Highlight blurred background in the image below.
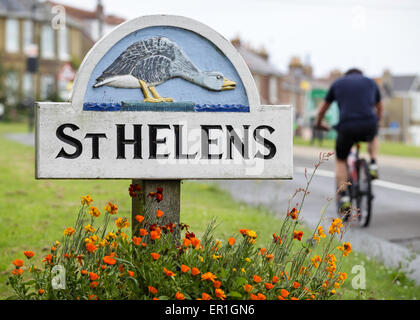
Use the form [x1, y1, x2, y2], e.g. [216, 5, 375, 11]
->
[0, 0, 419, 144]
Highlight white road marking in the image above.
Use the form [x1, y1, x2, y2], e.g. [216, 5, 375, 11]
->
[295, 167, 420, 195]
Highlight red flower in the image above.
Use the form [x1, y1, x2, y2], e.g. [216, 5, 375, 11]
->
[293, 230, 303, 241]
[129, 184, 141, 197]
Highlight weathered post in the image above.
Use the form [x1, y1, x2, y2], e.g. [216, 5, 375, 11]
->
[35, 15, 293, 242]
[131, 180, 181, 237]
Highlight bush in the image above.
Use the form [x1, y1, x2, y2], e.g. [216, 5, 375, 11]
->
[8, 153, 352, 300]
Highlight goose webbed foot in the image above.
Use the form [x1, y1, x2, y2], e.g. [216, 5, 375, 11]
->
[139, 80, 173, 103]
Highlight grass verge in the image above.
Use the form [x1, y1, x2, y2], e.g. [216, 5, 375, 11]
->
[0, 122, 419, 300]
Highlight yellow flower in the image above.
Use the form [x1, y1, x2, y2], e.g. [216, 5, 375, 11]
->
[104, 202, 118, 215]
[198, 256, 204, 262]
[81, 195, 93, 206]
[105, 232, 117, 241]
[115, 217, 129, 229]
[212, 254, 222, 260]
[328, 218, 343, 235]
[318, 226, 326, 238]
[337, 242, 352, 256]
[311, 255, 322, 268]
[240, 268, 246, 273]
[84, 224, 96, 233]
[245, 257, 252, 263]
[88, 206, 100, 218]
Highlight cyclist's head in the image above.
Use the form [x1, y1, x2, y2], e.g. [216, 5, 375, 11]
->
[344, 68, 363, 76]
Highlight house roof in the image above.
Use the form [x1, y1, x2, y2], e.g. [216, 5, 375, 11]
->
[391, 75, 418, 92]
[232, 40, 282, 77]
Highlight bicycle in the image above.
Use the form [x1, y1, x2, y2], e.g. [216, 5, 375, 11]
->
[345, 143, 374, 227]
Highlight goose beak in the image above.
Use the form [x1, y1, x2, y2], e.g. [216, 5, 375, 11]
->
[221, 78, 236, 90]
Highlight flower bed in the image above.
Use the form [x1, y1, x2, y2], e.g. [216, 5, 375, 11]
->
[8, 153, 351, 300]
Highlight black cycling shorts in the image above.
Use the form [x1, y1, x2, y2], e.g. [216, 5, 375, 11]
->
[335, 124, 378, 160]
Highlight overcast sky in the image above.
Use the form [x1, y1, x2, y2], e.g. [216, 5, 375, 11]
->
[57, 0, 420, 78]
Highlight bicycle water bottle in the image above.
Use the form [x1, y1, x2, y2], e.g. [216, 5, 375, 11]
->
[347, 148, 357, 181]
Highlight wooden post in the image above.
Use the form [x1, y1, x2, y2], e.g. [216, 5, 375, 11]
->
[131, 180, 181, 238]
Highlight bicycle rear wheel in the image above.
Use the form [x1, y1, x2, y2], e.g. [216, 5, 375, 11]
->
[356, 159, 372, 227]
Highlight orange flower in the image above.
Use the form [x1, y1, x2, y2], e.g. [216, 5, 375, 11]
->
[163, 267, 175, 277]
[89, 272, 99, 281]
[291, 297, 299, 300]
[148, 286, 158, 295]
[81, 195, 93, 206]
[191, 237, 201, 249]
[12, 259, 24, 268]
[200, 293, 212, 300]
[293, 281, 301, 289]
[250, 293, 266, 300]
[265, 283, 274, 290]
[259, 248, 266, 255]
[228, 237, 236, 246]
[88, 206, 101, 218]
[215, 288, 226, 300]
[86, 242, 97, 253]
[266, 254, 274, 261]
[156, 209, 164, 218]
[12, 268, 23, 275]
[280, 289, 290, 298]
[103, 255, 116, 265]
[88, 294, 98, 300]
[151, 253, 160, 261]
[201, 272, 217, 282]
[139, 228, 148, 236]
[63, 227, 75, 236]
[293, 230, 303, 241]
[239, 229, 248, 235]
[101, 265, 107, 270]
[253, 275, 262, 283]
[135, 215, 145, 223]
[191, 267, 200, 276]
[115, 217, 129, 229]
[128, 271, 135, 277]
[24, 251, 35, 259]
[183, 238, 191, 247]
[150, 230, 161, 241]
[132, 236, 142, 246]
[152, 298, 159, 300]
[243, 284, 253, 292]
[181, 265, 190, 273]
[213, 280, 222, 289]
[42, 254, 53, 265]
[288, 207, 299, 220]
[175, 292, 185, 300]
[90, 281, 98, 289]
[81, 269, 88, 275]
[272, 276, 279, 284]
[38, 289, 45, 295]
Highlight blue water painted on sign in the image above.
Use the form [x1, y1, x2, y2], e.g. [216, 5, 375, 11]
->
[83, 26, 249, 110]
[83, 102, 249, 112]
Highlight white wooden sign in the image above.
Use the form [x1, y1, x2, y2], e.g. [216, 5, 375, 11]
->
[36, 15, 293, 180]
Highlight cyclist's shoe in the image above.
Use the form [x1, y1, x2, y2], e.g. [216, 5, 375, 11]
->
[369, 163, 379, 180]
[338, 195, 351, 214]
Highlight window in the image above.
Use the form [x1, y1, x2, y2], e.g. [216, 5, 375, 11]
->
[410, 92, 420, 121]
[22, 73, 34, 98]
[5, 19, 19, 53]
[269, 76, 278, 104]
[41, 25, 55, 59]
[23, 20, 34, 53]
[5, 72, 19, 105]
[58, 26, 69, 61]
[40, 75, 55, 100]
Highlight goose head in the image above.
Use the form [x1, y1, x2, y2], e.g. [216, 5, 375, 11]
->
[194, 71, 236, 91]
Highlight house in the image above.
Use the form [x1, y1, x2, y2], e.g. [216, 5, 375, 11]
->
[231, 37, 311, 134]
[380, 70, 420, 145]
[0, 0, 124, 120]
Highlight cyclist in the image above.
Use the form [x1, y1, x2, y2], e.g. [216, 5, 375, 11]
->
[315, 68, 383, 212]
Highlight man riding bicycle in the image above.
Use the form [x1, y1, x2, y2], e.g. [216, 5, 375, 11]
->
[315, 68, 383, 212]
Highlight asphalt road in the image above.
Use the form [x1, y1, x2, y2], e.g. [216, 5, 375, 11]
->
[216, 149, 420, 283]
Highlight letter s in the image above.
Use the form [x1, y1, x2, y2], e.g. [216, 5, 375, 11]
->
[56, 123, 83, 159]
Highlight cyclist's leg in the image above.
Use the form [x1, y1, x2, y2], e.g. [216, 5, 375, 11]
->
[335, 129, 354, 212]
[365, 125, 379, 179]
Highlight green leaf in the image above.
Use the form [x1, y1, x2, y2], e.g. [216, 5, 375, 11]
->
[228, 291, 242, 299]
[235, 277, 248, 286]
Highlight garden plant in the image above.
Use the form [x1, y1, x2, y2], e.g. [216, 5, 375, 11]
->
[7, 152, 352, 300]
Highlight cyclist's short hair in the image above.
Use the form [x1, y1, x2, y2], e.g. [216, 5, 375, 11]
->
[345, 68, 363, 76]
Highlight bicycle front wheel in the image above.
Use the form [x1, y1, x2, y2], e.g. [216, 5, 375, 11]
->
[356, 159, 372, 227]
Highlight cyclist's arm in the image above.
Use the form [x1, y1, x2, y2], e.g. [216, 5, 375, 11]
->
[315, 100, 331, 128]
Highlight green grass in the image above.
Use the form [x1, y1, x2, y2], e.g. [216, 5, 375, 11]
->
[294, 136, 420, 158]
[1, 122, 420, 300]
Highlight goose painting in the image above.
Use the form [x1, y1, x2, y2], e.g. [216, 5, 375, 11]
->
[93, 37, 236, 103]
